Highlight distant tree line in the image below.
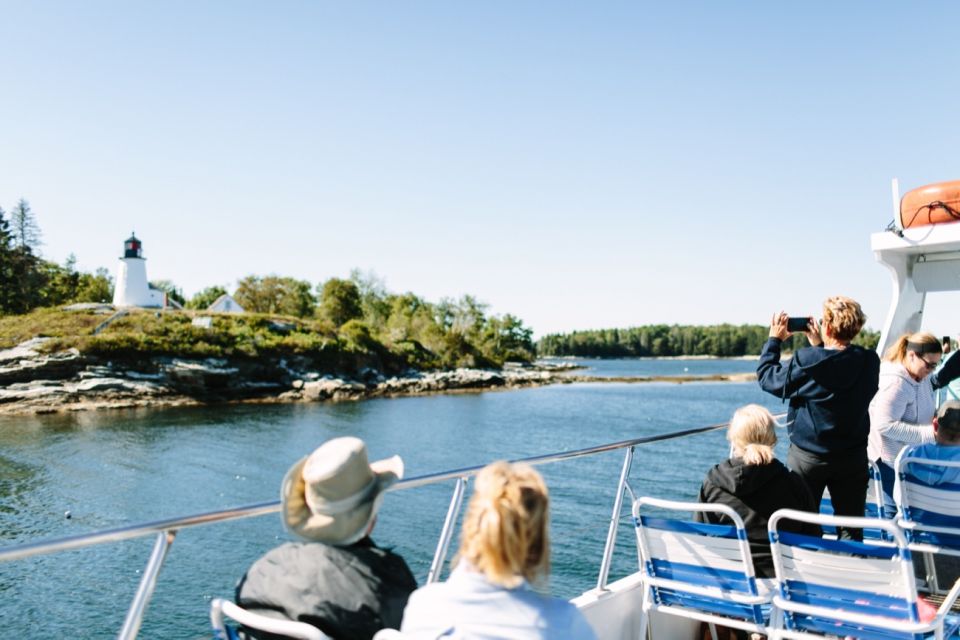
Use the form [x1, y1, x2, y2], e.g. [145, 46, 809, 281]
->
[0, 199, 113, 314]
[537, 324, 881, 357]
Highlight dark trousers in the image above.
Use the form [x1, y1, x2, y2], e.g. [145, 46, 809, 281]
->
[787, 444, 869, 541]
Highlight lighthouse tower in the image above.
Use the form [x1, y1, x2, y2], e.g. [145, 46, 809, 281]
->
[112, 233, 165, 308]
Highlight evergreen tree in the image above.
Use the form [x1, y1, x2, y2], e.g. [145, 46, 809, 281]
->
[0, 207, 14, 313]
[9, 198, 41, 251]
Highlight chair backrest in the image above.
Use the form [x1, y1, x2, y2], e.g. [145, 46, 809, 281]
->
[819, 459, 886, 538]
[210, 598, 330, 640]
[895, 447, 960, 551]
[767, 509, 923, 638]
[632, 496, 767, 626]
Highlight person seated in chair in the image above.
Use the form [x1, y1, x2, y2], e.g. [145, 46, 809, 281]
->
[696, 404, 819, 578]
[235, 437, 417, 640]
[397, 461, 596, 640]
[898, 400, 960, 486]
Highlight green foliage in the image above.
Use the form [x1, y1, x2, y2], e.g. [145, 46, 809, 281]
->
[75, 268, 114, 303]
[338, 319, 379, 353]
[537, 325, 881, 357]
[235, 275, 316, 317]
[0, 204, 114, 314]
[317, 278, 363, 327]
[186, 285, 228, 310]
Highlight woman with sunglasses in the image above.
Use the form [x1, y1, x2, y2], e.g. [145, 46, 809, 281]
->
[869, 332, 960, 516]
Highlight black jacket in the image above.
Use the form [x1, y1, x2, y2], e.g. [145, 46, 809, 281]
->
[757, 338, 880, 456]
[235, 537, 417, 640]
[696, 457, 817, 579]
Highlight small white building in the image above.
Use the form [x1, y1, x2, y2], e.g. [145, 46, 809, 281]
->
[112, 233, 166, 308]
[207, 294, 245, 314]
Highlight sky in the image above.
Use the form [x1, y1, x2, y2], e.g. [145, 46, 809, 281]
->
[2, 1, 960, 338]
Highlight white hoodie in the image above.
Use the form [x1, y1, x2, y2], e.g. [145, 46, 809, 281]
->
[867, 361, 936, 463]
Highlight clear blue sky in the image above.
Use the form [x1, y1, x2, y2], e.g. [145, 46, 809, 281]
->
[3, 1, 960, 337]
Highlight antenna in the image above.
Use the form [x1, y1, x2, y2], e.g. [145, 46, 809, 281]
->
[891, 178, 900, 224]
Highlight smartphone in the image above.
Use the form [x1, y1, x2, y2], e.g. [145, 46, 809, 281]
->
[787, 317, 810, 332]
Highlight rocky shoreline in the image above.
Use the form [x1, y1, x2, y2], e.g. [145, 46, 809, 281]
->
[0, 339, 756, 415]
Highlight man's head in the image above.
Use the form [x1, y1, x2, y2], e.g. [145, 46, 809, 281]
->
[934, 401, 960, 446]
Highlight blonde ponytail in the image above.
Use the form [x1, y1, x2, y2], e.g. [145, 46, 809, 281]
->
[456, 461, 549, 588]
[728, 404, 777, 466]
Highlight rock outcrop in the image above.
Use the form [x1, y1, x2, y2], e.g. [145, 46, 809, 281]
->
[0, 340, 570, 415]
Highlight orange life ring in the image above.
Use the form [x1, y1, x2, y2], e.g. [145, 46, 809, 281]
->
[900, 180, 960, 229]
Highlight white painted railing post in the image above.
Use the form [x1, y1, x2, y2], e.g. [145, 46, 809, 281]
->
[596, 446, 634, 590]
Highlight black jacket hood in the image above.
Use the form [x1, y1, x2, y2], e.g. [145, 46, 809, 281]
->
[705, 457, 790, 497]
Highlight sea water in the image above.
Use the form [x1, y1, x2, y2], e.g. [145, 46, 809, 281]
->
[0, 358, 779, 638]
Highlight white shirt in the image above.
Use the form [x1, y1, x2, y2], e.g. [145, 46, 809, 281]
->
[399, 565, 597, 640]
[868, 361, 936, 463]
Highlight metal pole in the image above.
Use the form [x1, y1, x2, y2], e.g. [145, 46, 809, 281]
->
[117, 530, 176, 640]
[596, 446, 634, 590]
[426, 477, 467, 584]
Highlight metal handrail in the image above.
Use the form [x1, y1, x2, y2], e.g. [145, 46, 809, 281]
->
[0, 419, 731, 564]
[0, 417, 742, 638]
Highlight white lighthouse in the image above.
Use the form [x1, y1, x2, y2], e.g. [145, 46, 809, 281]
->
[112, 233, 165, 308]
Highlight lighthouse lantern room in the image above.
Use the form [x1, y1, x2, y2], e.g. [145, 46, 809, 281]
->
[112, 233, 165, 308]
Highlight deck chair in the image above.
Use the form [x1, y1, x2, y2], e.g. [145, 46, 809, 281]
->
[210, 598, 330, 640]
[818, 459, 887, 540]
[633, 496, 772, 640]
[767, 509, 960, 639]
[894, 449, 960, 593]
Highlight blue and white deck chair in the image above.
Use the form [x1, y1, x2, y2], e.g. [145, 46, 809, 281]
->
[767, 509, 960, 640]
[819, 460, 887, 540]
[210, 598, 330, 640]
[895, 448, 960, 593]
[633, 496, 772, 640]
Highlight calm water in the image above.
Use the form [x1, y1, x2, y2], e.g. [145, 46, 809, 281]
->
[0, 358, 783, 638]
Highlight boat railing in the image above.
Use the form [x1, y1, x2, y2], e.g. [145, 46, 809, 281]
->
[0, 417, 753, 639]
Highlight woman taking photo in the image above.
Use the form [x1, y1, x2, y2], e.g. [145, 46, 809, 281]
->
[757, 296, 880, 540]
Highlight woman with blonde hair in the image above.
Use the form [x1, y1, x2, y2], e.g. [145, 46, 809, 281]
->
[757, 295, 879, 540]
[397, 461, 596, 639]
[696, 405, 816, 578]
[869, 332, 960, 514]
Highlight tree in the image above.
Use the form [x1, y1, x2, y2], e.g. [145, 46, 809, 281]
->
[317, 278, 363, 327]
[75, 268, 113, 303]
[186, 285, 228, 310]
[235, 275, 316, 317]
[0, 208, 15, 312]
[9, 198, 41, 252]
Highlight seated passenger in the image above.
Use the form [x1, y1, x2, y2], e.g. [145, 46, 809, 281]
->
[235, 437, 417, 640]
[898, 400, 960, 486]
[696, 404, 818, 578]
[398, 461, 597, 640]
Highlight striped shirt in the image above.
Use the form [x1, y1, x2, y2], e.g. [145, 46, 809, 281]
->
[868, 361, 936, 464]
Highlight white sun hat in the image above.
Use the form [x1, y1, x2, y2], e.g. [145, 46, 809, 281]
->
[281, 437, 404, 544]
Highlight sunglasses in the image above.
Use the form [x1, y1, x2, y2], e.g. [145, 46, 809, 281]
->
[916, 354, 940, 370]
